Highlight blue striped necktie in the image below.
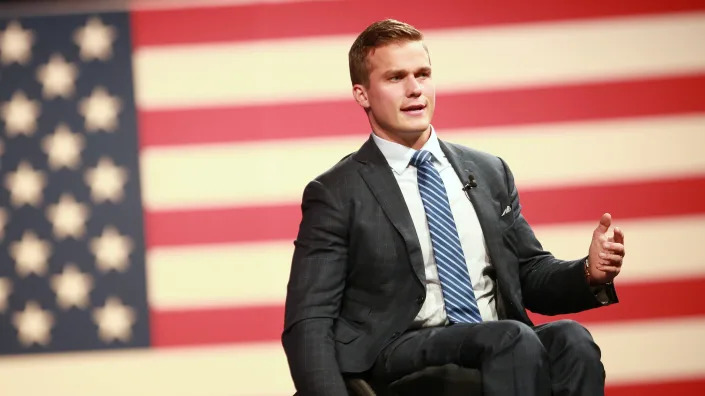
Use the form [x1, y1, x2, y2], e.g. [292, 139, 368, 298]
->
[410, 149, 482, 323]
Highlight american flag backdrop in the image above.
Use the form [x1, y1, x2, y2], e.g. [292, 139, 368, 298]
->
[0, 1, 704, 395]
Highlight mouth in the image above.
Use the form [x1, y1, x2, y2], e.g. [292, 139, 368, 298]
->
[401, 103, 426, 116]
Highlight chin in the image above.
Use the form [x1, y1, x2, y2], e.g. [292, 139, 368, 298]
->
[404, 120, 430, 133]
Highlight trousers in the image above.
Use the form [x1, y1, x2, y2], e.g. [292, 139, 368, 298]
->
[371, 319, 604, 396]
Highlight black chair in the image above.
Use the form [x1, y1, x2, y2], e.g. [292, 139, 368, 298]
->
[294, 365, 482, 396]
[381, 364, 482, 396]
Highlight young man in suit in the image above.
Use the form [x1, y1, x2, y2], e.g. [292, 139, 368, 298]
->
[283, 19, 625, 396]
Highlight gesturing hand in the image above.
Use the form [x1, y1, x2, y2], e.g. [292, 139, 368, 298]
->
[587, 213, 625, 285]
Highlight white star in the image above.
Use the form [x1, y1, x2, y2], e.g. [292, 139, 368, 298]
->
[4, 161, 47, 207]
[90, 226, 133, 272]
[78, 87, 121, 132]
[50, 264, 94, 310]
[1, 91, 41, 137]
[46, 194, 90, 239]
[9, 231, 52, 277]
[0, 20, 34, 65]
[93, 296, 136, 343]
[36, 54, 79, 99]
[0, 207, 7, 241]
[41, 123, 85, 170]
[0, 277, 12, 313]
[84, 157, 128, 203]
[12, 301, 54, 346]
[73, 17, 116, 61]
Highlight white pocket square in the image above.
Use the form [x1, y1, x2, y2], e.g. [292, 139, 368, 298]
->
[501, 206, 512, 216]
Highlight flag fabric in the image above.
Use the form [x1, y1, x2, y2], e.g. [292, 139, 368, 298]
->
[0, 12, 150, 358]
[1, 1, 705, 395]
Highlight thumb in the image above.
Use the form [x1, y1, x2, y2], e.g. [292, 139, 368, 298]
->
[595, 213, 612, 235]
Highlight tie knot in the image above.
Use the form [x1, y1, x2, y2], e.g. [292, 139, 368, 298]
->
[410, 150, 434, 167]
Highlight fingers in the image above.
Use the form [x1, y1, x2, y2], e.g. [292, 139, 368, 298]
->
[595, 251, 622, 277]
[605, 223, 624, 245]
[595, 264, 621, 274]
[602, 241, 625, 256]
[595, 212, 612, 234]
[590, 213, 625, 280]
[598, 252, 623, 266]
[598, 239, 624, 272]
[613, 226, 625, 245]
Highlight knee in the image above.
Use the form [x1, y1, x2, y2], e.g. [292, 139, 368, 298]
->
[545, 320, 601, 361]
[490, 320, 544, 357]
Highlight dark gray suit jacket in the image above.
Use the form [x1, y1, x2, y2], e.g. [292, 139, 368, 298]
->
[282, 136, 617, 395]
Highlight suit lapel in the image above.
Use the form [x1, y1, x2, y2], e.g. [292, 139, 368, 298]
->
[354, 138, 426, 284]
[440, 141, 506, 274]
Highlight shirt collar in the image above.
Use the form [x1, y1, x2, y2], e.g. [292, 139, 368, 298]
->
[371, 126, 448, 175]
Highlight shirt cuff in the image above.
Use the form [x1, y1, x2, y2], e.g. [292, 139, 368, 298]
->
[590, 286, 611, 305]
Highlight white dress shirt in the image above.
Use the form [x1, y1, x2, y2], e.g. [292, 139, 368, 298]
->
[372, 128, 498, 327]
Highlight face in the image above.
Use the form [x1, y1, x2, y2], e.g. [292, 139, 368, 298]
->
[353, 40, 435, 148]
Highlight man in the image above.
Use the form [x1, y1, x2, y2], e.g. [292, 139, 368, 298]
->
[283, 19, 625, 396]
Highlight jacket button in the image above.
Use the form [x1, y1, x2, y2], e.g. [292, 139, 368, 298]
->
[416, 296, 425, 304]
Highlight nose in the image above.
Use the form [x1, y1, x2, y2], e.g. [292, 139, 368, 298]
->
[406, 76, 422, 97]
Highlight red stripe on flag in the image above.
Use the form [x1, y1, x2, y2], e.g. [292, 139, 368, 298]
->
[145, 203, 298, 247]
[138, 74, 705, 148]
[519, 175, 705, 226]
[606, 377, 705, 396]
[529, 278, 705, 325]
[145, 176, 705, 247]
[131, 0, 705, 47]
[151, 277, 705, 347]
[151, 304, 284, 347]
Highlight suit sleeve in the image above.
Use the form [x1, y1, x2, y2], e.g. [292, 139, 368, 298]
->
[498, 158, 618, 315]
[282, 179, 349, 395]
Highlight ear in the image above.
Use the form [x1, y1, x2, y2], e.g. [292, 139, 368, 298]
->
[352, 84, 369, 109]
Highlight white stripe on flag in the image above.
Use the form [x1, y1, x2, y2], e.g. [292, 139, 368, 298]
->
[133, 12, 705, 108]
[140, 115, 705, 209]
[1, 318, 704, 395]
[147, 215, 705, 309]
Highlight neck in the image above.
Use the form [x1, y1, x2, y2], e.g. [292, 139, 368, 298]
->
[372, 127, 431, 150]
